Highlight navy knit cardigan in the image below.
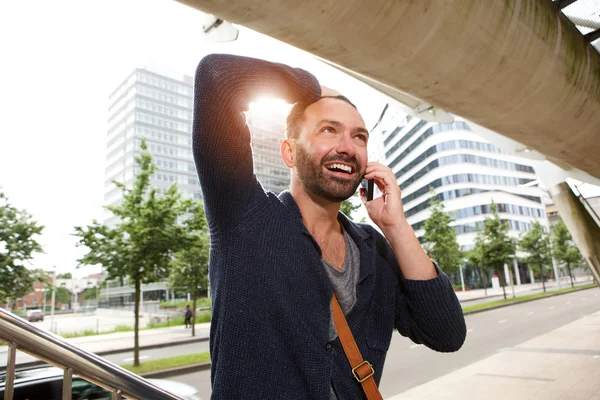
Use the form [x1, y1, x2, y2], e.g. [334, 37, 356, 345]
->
[192, 54, 466, 399]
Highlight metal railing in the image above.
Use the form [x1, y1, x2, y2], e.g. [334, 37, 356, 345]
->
[0, 308, 184, 400]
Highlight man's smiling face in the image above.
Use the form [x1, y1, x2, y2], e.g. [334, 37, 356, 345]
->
[293, 97, 369, 203]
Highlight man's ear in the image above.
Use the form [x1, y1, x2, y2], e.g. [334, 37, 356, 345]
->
[281, 138, 296, 168]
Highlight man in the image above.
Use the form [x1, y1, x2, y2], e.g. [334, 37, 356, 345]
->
[193, 54, 466, 399]
[184, 305, 192, 329]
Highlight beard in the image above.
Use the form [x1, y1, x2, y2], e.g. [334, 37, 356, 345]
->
[295, 145, 363, 202]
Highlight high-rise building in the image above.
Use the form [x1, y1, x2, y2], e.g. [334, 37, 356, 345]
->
[380, 108, 549, 287]
[104, 68, 292, 226]
[104, 68, 197, 226]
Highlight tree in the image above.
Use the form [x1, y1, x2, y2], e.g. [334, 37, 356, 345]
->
[74, 140, 190, 366]
[422, 193, 462, 275]
[169, 201, 210, 337]
[519, 221, 552, 292]
[0, 191, 45, 305]
[340, 194, 361, 220]
[82, 286, 99, 301]
[45, 286, 72, 307]
[467, 234, 490, 296]
[57, 272, 72, 279]
[552, 220, 583, 288]
[478, 202, 516, 300]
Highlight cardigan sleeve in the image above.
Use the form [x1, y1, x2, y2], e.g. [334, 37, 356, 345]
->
[192, 54, 321, 232]
[369, 225, 466, 351]
[394, 262, 467, 352]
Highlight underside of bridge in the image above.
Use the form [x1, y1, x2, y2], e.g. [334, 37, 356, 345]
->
[178, 0, 600, 178]
[175, 0, 600, 278]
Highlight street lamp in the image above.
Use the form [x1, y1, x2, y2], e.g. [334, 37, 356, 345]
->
[50, 266, 56, 333]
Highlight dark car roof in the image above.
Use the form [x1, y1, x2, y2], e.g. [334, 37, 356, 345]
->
[0, 366, 63, 387]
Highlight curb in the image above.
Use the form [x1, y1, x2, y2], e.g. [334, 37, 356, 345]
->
[462, 285, 598, 316]
[459, 280, 595, 303]
[1, 336, 209, 372]
[141, 362, 212, 379]
[98, 336, 209, 357]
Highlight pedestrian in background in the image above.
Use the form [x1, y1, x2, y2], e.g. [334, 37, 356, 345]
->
[184, 305, 192, 329]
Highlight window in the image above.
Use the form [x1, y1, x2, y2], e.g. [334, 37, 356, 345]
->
[398, 154, 534, 188]
[387, 121, 472, 168]
[411, 203, 545, 231]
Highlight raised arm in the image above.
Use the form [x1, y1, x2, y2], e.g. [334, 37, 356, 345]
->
[361, 163, 466, 351]
[193, 54, 321, 232]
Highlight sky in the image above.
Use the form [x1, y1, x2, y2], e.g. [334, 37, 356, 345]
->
[1, 0, 599, 278]
[0, 0, 390, 278]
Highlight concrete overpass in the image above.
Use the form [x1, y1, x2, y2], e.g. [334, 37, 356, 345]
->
[174, 0, 600, 279]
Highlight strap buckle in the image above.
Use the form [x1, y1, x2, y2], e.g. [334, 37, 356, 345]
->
[352, 360, 375, 383]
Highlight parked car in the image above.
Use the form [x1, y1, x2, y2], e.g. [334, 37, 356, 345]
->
[25, 309, 44, 322]
[0, 366, 201, 400]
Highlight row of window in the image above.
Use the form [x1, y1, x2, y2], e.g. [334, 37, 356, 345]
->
[136, 99, 191, 121]
[108, 107, 135, 136]
[137, 72, 191, 96]
[154, 158, 178, 170]
[385, 120, 428, 158]
[399, 154, 535, 188]
[254, 165, 290, 177]
[383, 115, 413, 146]
[108, 93, 135, 124]
[451, 219, 535, 235]
[412, 203, 544, 231]
[387, 121, 472, 169]
[404, 188, 542, 218]
[136, 84, 192, 108]
[261, 177, 289, 193]
[107, 126, 130, 149]
[402, 174, 535, 205]
[253, 153, 287, 167]
[136, 126, 186, 145]
[152, 173, 177, 182]
[252, 142, 282, 155]
[135, 112, 190, 133]
[395, 140, 502, 178]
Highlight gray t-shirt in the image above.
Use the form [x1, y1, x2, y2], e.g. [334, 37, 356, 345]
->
[321, 227, 361, 399]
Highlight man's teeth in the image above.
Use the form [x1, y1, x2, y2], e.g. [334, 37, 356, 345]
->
[329, 163, 352, 173]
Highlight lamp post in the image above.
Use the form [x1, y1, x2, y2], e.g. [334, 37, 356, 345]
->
[50, 266, 56, 333]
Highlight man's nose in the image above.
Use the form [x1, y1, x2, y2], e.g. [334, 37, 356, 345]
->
[335, 133, 356, 156]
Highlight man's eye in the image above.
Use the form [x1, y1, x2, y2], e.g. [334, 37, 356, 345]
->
[355, 134, 368, 143]
[321, 126, 335, 133]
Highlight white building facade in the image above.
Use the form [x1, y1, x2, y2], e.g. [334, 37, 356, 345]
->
[380, 109, 549, 288]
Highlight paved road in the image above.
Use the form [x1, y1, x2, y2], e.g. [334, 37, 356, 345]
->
[170, 287, 600, 399]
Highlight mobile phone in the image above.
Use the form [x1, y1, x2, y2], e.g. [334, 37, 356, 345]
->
[361, 179, 374, 201]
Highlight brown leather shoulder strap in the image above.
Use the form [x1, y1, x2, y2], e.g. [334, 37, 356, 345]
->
[332, 294, 383, 400]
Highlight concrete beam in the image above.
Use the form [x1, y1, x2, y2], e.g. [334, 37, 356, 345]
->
[177, 0, 600, 179]
[549, 182, 600, 283]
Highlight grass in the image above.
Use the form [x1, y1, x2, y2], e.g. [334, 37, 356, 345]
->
[160, 298, 211, 308]
[462, 283, 598, 313]
[61, 329, 99, 339]
[147, 311, 211, 329]
[121, 352, 210, 374]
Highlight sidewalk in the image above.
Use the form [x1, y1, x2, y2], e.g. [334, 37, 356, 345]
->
[455, 277, 594, 302]
[389, 310, 600, 400]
